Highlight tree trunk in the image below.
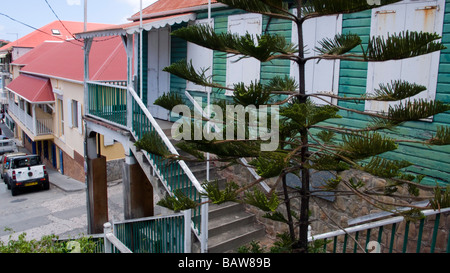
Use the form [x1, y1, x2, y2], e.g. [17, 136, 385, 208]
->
[295, 0, 311, 253]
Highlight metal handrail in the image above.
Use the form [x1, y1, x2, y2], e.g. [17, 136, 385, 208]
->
[103, 223, 133, 253]
[128, 86, 205, 194]
[309, 207, 450, 253]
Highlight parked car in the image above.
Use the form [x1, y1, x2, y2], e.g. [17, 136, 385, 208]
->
[0, 139, 17, 155]
[5, 155, 49, 196]
[1, 152, 26, 180]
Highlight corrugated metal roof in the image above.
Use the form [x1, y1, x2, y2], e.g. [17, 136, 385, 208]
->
[19, 36, 126, 82]
[6, 74, 54, 103]
[0, 21, 112, 53]
[130, 0, 217, 20]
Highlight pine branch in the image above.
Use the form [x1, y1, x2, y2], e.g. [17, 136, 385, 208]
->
[280, 99, 342, 128]
[265, 75, 298, 93]
[302, 0, 402, 19]
[340, 132, 398, 160]
[385, 99, 450, 124]
[315, 33, 362, 56]
[171, 24, 297, 63]
[163, 59, 231, 91]
[217, 0, 295, 21]
[367, 31, 446, 62]
[249, 152, 288, 178]
[154, 92, 184, 111]
[244, 187, 280, 212]
[233, 81, 272, 107]
[428, 126, 450, 145]
[201, 180, 240, 205]
[134, 131, 171, 157]
[362, 157, 412, 179]
[371, 80, 427, 101]
[157, 190, 199, 211]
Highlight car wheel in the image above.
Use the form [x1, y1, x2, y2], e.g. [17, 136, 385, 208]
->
[11, 186, 19, 196]
[6, 178, 11, 190]
[42, 181, 49, 191]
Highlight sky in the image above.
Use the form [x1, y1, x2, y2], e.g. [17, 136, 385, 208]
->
[0, 0, 158, 41]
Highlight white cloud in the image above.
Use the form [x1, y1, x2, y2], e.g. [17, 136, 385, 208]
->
[67, 0, 81, 6]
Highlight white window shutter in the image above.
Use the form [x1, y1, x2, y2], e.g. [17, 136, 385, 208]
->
[187, 18, 214, 92]
[77, 102, 82, 134]
[66, 99, 73, 128]
[365, 0, 444, 115]
[291, 11, 342, 105]
[226, 13, 262, 95]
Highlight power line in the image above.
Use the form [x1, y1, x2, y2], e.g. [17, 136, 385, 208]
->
[44, 0, 77, 40]
[42, 0, 122, 43]
[0, 12, 82, 47]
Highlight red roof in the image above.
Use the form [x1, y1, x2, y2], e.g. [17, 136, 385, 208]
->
[11, 42, 63, 66]
[6, 74, 54, 103]
[20, 36, 126, 82]
[131, 0, 217, 20]
[0, 21, 112, 52]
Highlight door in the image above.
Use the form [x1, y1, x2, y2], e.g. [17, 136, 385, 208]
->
[148, 27, 171, 120]
[291, 12, 342, 105]
[226, 13, 262, 95]
[365, 0, 445, 114]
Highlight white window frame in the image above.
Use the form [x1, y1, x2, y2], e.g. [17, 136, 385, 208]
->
[225, 13, 263, 96]
[186, 18, 214, 93]
[291, 11, 343, 106]
[71, 100, 78, 129]
[365, 0, 445, 118]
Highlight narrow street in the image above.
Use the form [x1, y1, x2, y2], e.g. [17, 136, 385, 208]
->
[0, 123, 125, 242]
[0, 180, 124, 242]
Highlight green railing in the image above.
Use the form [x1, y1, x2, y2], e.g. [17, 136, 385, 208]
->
[309, 208, 450, 253]
[111, 210, 191, 253]
[87, 81, 127, 127]
[131, 95, 203, 230]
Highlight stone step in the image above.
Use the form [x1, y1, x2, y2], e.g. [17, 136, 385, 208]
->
[192, 202, 265, 253]
[208, 222, 265, 253]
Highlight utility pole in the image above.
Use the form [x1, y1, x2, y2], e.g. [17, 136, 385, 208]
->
[84, 0, 87, 32]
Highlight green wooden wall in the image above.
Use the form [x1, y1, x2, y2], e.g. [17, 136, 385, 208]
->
[163, 4, 449, 185]
[329, 4, 450, 186]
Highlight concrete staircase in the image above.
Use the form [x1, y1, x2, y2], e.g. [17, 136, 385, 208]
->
[158, 119, 266, 253]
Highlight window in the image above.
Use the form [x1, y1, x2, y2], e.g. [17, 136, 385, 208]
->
[186, 18, 214, 92]
[71, 100, 78, 128]
[226, 13, 262, 95]
[51, 29, 61, 35]
[365, 0, 445, 115]
[57, 98, 64, 137]
[67, 99, 82, 134]
[291, 12, 342, 105]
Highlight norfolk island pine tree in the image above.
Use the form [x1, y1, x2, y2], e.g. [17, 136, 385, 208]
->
[135, 0, 450, 253]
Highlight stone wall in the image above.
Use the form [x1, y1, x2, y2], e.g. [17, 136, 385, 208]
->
[218, 164, 450, 253]
[106, 158, 124, 182]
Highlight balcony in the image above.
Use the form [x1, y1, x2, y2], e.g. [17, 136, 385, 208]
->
[8, 98, 54, 139]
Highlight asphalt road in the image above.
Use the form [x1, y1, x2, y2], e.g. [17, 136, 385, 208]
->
[0, 178, 124, 242]
[0, 121, 125, 243]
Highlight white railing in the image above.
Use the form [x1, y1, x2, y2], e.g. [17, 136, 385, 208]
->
[7, 99, 53, 136]
[36, 118, 53, 136]
[308, 207, 450, 253]
[103, 223, 133, 253]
